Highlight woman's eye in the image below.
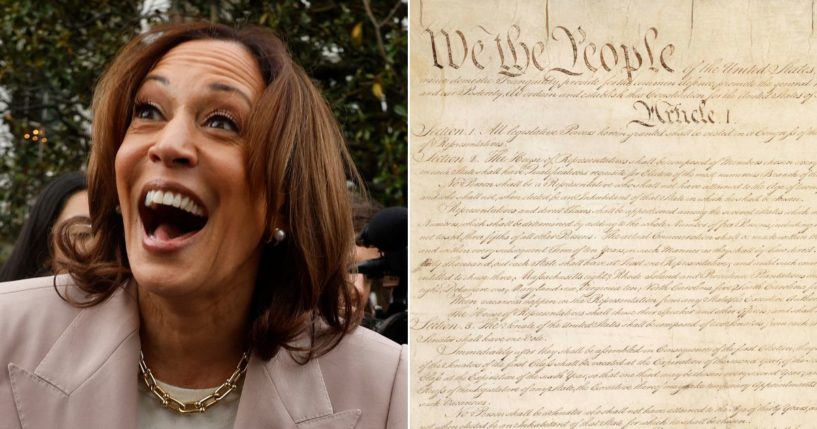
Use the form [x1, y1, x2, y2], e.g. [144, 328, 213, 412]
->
[204, 113, 239, 132]
[133, 103, 162, 121]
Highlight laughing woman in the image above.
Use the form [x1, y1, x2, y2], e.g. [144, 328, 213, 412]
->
[0, 23, 406, 429]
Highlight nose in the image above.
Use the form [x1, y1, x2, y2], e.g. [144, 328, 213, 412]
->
[147, 115, 198, 167]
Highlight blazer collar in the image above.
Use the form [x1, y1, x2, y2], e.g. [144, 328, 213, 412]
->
[8, 281, 141, 429]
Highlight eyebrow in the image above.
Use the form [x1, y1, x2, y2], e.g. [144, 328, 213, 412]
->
[143, 74, 253, 106]
[144, 74, 169, 85]
[209, 83, 252, 107]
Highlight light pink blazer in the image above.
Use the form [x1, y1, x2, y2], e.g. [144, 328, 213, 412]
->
[0, 275, 407, 429]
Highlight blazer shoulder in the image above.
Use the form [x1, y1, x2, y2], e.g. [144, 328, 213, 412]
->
[0, 274, 83, 317]
[0, 275, 85, 366]
[0, 274, 80, 316]
[331, 326, 402, 370]
[0, 274, 61, 295]
[317, 327, 406, 425]
[346, 325, 403, 351]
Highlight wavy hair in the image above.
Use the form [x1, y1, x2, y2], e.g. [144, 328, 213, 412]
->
[56, 22, 363, 361]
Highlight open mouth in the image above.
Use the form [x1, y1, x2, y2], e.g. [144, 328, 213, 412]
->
[139, 189, 208, 241]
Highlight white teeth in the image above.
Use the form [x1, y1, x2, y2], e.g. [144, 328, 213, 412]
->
[143, 189, 205, 217]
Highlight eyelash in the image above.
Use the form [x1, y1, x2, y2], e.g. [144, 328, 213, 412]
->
[203, 109, 240, 132]
[133, 99, 162, 121]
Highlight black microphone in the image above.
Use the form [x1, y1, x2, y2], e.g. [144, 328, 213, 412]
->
[356, 207, 407, 251]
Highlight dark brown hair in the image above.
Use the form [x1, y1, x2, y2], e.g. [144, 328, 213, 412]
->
[57, 22, 363, 360]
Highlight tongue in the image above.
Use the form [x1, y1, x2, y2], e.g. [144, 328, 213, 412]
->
[154, 223, 183, 241]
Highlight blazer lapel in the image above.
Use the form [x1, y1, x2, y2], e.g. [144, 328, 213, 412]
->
[234, 346, 361, 429]
[8, 286, 140, 429]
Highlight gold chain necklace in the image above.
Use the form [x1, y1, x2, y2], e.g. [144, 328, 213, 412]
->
[138, 350, 251, 414]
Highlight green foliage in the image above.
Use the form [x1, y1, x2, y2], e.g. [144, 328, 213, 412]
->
[0, 0, 151, 241]
[0, 0, 407, 248]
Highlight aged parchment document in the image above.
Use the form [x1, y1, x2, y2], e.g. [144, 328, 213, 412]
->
[410, 0, 817, 427]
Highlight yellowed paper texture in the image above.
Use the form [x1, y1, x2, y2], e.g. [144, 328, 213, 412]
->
[410, 0, 817, 427]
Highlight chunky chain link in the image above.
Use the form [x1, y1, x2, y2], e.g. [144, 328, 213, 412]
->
[139, 350, 250, 414]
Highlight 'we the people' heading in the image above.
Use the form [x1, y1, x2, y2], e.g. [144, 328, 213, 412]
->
[423, 25, 676, 83]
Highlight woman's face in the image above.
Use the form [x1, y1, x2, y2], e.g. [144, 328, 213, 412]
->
[56, 190, 89, 225]
[115, 40, 267, 298]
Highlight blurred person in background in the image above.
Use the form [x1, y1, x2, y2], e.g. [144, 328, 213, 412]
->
[0, 171, 88, 282]
[354, 206, 408, 344]
[350, 187, 384, 321]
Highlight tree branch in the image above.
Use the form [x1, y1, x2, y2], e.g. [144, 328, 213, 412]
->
[380, 0, 404, 27]
[361, 0, 389, 65]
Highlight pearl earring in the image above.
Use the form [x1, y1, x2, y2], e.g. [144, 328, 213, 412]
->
[268, 227, 286, 245]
